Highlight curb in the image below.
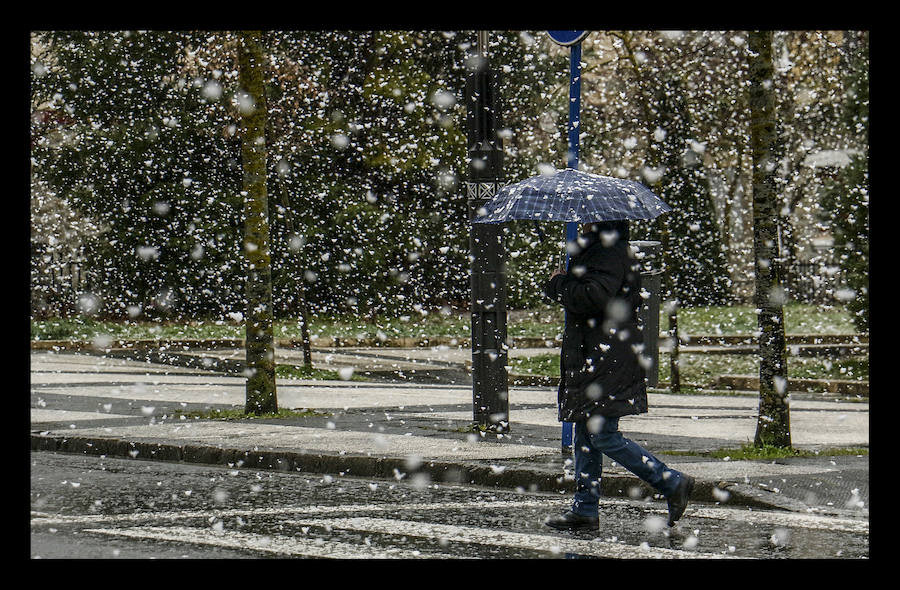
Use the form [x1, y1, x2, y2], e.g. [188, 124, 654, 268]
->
[31, 431, 799, 513]
[30, 431, 564, 491]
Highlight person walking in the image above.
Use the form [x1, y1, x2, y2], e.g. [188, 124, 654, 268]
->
[542, 220, 694, 531]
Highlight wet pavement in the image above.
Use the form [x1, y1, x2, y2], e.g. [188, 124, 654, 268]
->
[31, 451, 869, 559]
[30, 343, 868, 559]
[30, 345, 869, 521]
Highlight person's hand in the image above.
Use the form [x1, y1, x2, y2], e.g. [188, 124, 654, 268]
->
[550, 268, 565, 280]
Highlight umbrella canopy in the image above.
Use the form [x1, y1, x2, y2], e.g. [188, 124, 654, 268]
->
[472, 168, 671, 224]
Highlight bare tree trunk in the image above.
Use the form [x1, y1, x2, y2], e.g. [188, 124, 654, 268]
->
[748, 30, 790, 448]
[239, 30, 278, 415]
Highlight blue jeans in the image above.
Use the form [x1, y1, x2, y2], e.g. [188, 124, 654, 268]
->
[571, 416, 684, 518]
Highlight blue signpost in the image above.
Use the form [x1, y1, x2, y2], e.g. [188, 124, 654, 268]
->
[548, 30, 589, 452]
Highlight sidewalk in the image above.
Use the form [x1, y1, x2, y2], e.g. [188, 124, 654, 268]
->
[30, 345, 869, 519]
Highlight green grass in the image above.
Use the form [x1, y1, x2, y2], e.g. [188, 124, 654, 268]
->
[658, 352, 868, 385]
[658, 302, 858, 336]
[31, 302, 860, 342]
[275, 364, 368, 382]
[277, 312, 472, 342]
[31, 317, 242, 341]
[174, 407, 328, 421]
[32, 303, 865, 386]
[663, 444, 868, 461]
[509, 350, 868, 386]
[30, 313, 471, 343]
[509, 354, 559, 376]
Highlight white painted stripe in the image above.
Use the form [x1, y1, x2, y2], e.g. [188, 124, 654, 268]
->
[32, 497, 868, 534]
[292, 516, 731, 559]
[682, 506, 869, 533]
[597, 502, 868, 533]
[31, 409, 134, 422]
[84, 526, 457, 559]
[31, 500, 555, 526]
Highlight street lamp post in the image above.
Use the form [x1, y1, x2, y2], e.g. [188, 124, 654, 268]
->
[466, 31, 509, 433]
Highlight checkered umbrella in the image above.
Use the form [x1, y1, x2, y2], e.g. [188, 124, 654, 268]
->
[471, 168, 671, 224]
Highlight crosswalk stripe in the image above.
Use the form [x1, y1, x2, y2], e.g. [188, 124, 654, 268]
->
[83, 526, 458, 559]
[30, 497, 868, 533]
[31, 500, 554, 526]
[682, 506, 868, 533]
[291, 516, 731, 559]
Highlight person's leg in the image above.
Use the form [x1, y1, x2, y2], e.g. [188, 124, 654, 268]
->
[544, 420, 602, 530]
[588, 415, 682, 498]
[571, 420, 603, 517]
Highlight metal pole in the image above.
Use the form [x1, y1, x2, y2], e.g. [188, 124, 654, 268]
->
[561, 42, 582, 452]
[467, 31, 509, 433]
[566, 42, 582, 171]
[477, 30, 489, 56]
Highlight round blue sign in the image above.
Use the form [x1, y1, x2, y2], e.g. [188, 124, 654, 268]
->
[547, 30, 589, 46]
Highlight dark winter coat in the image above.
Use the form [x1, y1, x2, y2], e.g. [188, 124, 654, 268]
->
[543, 226, 648, 422]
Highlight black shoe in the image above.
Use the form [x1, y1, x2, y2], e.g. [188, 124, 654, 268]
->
[667, 474, 695, 526]
[544, 510, 599, 531]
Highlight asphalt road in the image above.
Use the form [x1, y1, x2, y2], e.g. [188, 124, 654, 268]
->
[31, 451, 868, 559]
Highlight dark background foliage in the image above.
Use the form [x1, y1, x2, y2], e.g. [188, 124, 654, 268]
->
[30, 30, 868, 324]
